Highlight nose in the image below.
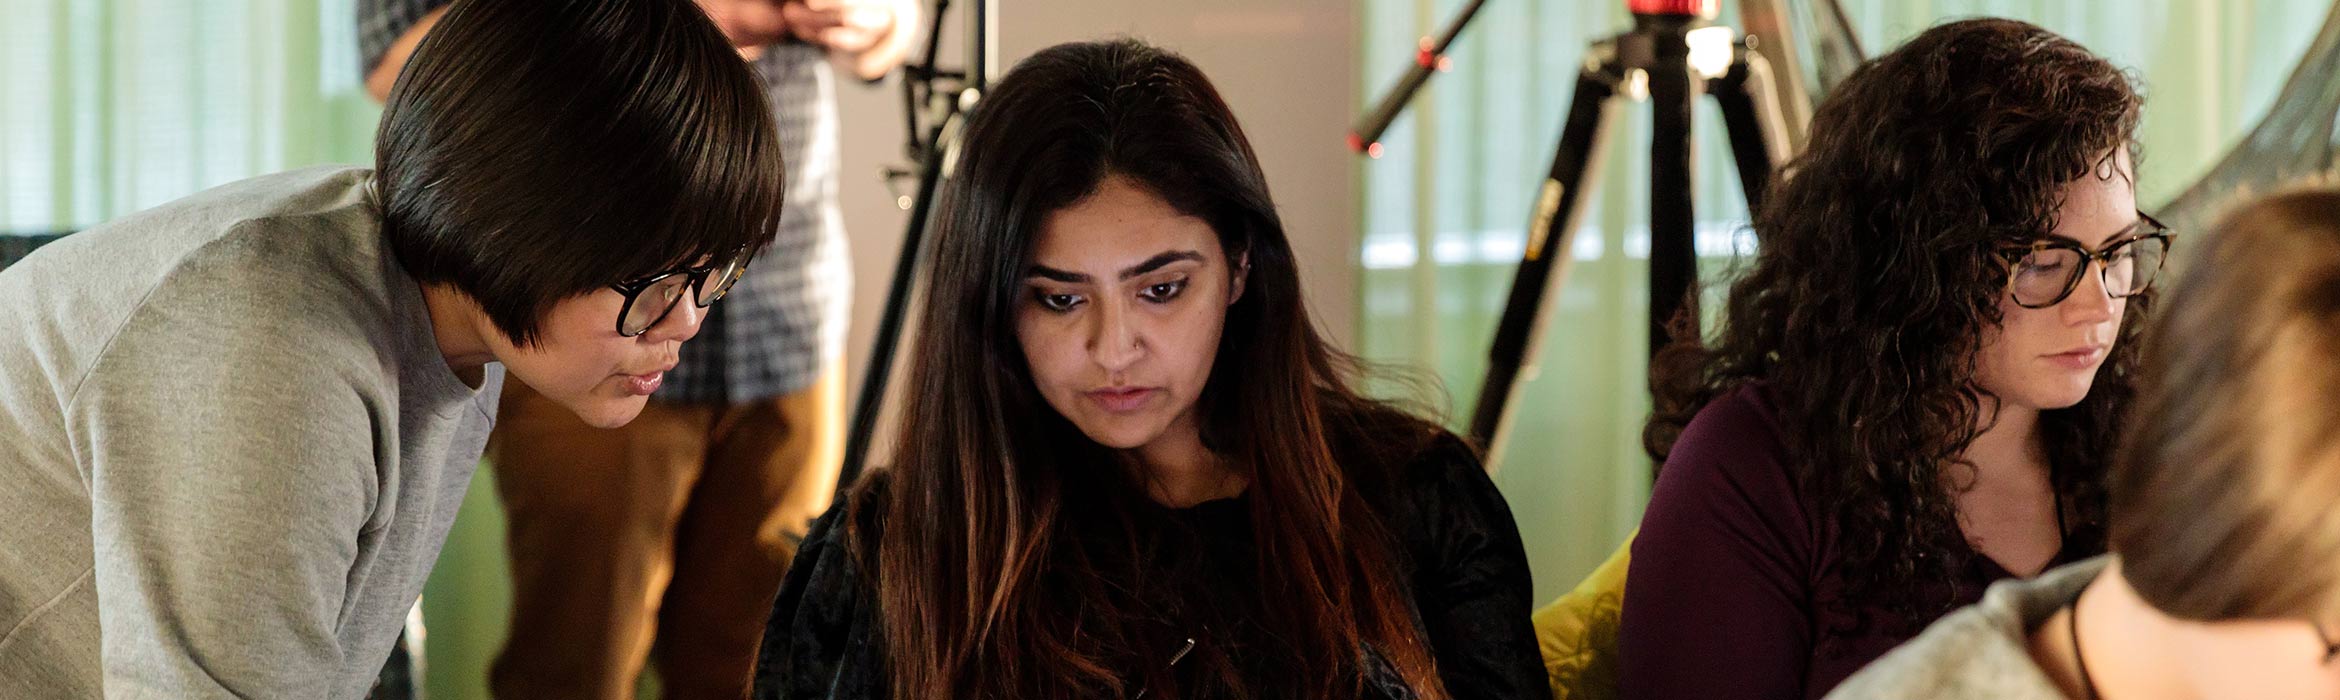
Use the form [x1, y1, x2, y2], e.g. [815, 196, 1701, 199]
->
[643, 297, 707, 344]
[1088, 298, 1144, 374]
[2057, 258, 2120, 326]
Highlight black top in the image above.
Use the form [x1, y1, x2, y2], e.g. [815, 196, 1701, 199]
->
[752, 432, 1546, 699]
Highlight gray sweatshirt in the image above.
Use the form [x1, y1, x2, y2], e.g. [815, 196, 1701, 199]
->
[1825, 555, 2107, 700]
[0, 166, 501, 698]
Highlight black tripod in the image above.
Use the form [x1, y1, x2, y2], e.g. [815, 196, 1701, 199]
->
[1352, 0, 1791, 468]
[839, 0, 996, 488]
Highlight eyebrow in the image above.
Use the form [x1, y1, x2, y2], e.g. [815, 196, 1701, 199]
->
[2036, 214, 2152, 250]
[1026, 250, 1205, 283]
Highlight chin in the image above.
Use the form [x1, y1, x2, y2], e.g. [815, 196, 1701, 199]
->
[2018, 382, 2096, 412]
[572, 396, 650, 429]
[1072, 417, 1165, 451]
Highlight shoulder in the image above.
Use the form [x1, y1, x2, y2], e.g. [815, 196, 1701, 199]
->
[144, 169, 389, 331]
[55, 166, 375, 266]
[89, 193, 398, 394]
[1649, 382, 1799, 507]
[1821, 607, 2058, 700]
[53, 169, 390, 402]
[1627, 381, 1827, 587]
[1319, 400, 1491, 520]
[1394, 430, 1492, 503]
[9, 167, 382, 376]
[758, 471, 892, 698]
[794, 469, 892, 584]
[1667, 382, 1789, 469]
[1823, 565, 2096, 700]
[788, 469, 896, 616]
[60, 166, 386, 344]
[1323, 402, 1522, 574]
[1826, 557, 2103, 700]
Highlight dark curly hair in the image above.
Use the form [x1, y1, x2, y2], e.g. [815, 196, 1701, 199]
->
[1643, 18, 2150, 636]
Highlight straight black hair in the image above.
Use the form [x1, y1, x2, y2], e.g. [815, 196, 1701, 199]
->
[861, 38, 1451, 700]
[374, 0, 786, 345]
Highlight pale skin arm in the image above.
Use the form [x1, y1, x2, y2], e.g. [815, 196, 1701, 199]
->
[778, 0, 919, 81]
[363, 4, 447, 102]
[363, 0, 915, 104]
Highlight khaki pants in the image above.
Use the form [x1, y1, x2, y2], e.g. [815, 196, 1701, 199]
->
[485, 370, 843, 700]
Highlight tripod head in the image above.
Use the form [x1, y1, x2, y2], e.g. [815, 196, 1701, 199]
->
[1348, 0, 1795, 464]
[1627, 0, 1719, 19]
[1350, 0, 1729, 158]
[881, 0, 997, 208]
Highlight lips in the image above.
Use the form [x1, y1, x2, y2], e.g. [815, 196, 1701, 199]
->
[620, 361, 677, 396]
[1085, 386, 1159, 413]
[2043, 345, 2107, 371]
[623, 371, 665, 396]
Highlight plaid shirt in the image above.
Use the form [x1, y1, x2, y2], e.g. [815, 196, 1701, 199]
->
[360, 1, 848, 405]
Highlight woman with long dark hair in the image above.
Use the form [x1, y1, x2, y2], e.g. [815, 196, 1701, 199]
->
[753, 39, 1546, 700]
[1618, 18, 2167, 699]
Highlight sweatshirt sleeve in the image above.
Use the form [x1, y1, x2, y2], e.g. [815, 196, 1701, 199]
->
[67, 279, 382, 699]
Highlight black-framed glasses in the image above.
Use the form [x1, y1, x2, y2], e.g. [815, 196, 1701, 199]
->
[608, 248, 751, 337]
[1998, 211, 2175, 309]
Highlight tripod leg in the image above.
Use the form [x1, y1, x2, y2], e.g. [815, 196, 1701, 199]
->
[1710, 48, 1789, 213]
[1646, 22, 1702, 362]
[1466, 70, 1620, 461]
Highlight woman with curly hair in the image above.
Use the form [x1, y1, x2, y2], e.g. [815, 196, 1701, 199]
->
[1826, 187, 2340, 700]
[1617, 18, 2170, 699]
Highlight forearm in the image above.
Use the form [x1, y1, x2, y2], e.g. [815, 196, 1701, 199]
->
[364, 4, 450, 102]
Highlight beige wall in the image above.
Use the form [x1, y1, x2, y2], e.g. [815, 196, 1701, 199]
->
[831, 1, 1361, 441]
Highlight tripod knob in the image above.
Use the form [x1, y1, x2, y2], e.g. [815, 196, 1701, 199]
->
[1627, 0, 1718, 19]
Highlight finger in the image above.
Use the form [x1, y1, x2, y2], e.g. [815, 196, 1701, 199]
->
[842, 4, 891, 31]
[817, 26, 879, 53]
[781, 4, 845, 29]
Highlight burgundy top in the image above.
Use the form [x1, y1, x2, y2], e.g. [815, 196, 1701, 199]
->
[1617, 384, 2090, 699]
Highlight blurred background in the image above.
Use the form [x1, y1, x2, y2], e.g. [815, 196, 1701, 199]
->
[1, 0, 2330, 697]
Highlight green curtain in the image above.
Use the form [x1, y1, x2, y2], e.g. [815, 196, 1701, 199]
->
[0, 0, 380, 232]
[1355, 0, 2339, 606]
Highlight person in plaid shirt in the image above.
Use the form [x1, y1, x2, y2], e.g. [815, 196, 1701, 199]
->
[361, 0, 915, 697]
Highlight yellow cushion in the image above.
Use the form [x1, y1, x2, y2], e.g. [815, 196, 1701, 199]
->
[1533, 530, 1633, 700]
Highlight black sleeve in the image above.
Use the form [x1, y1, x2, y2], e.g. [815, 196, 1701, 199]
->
[1399, 435, 1549, 700]
[753, 496, 886, 700]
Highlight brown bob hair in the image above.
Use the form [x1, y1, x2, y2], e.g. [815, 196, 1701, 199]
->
[2112, 185, 2340, 623]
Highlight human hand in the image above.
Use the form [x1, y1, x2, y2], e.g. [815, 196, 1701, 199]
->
[779, 0, 899, 55]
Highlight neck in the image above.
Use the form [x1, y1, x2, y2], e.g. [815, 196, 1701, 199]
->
[421, 283, 496, 388]
[1966, 395, 2047, 480]
[2032, 558, 2189, 700]
[1131, 413, 1245, 508]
